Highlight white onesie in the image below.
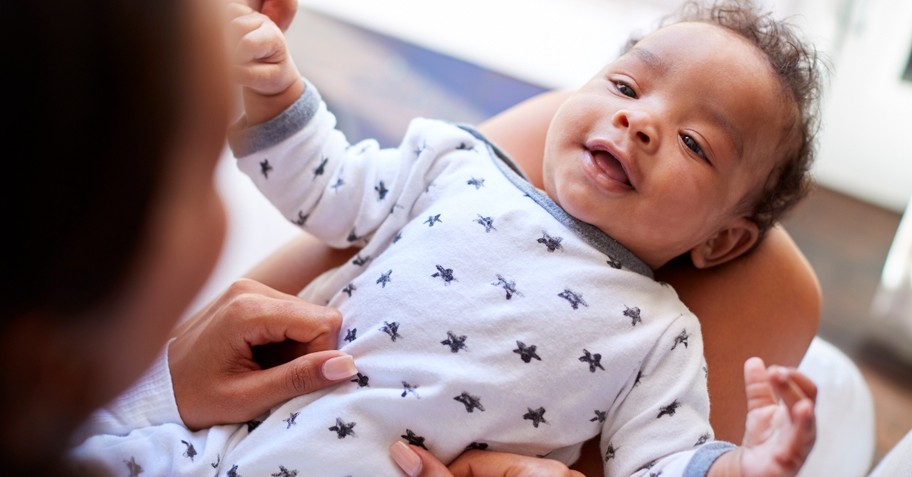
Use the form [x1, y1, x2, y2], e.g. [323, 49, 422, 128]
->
[70, 83, 734, 477]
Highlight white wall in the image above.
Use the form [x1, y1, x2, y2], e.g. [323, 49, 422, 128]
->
[799, 0, 912, 212]
[299, 0, 912, 211]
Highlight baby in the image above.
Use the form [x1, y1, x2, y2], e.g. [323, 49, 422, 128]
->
[71, 1, 821, 476]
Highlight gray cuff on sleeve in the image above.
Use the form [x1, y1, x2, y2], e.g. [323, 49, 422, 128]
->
[683, 441, 737, 477]
[227, 78, 322, 157]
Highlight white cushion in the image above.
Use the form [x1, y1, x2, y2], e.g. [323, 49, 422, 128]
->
[797, 337, 875, 476]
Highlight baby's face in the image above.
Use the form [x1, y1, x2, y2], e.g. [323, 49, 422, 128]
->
[542, 22, 792, 269]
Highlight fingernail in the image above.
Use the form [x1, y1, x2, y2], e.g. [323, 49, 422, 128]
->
[390, 441, 422, 477]
[322, 355, 357, 380]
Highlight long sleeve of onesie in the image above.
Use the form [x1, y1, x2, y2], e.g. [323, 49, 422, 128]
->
[230, 80, 446, 250]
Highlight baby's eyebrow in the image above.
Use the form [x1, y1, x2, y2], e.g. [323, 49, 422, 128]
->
[630, 47, 670, 74]
[707, 107, 744, 159]
[706, 105, 744, 159]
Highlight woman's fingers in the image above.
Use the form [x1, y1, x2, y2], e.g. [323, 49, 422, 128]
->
[233, 350, 356, 416]
[170, 279, 352, 429]
[390, 443, 585, 477]
[390, 442, 435, 477]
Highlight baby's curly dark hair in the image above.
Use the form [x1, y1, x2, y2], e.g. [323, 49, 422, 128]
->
[626, 0, 824, 239]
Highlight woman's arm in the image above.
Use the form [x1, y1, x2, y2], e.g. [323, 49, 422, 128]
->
[478, 90, 821, 474]
[244, 233, 352, 295]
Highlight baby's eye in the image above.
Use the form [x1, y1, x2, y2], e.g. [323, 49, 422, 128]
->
[681, 134, 707, 159]
[614, 81, 637, 98]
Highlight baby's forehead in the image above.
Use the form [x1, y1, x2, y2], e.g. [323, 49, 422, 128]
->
[617, 22, 793, 165]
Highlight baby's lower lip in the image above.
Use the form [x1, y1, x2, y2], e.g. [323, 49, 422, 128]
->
[590, 149, 632, 187]
[581, 149, 635, 194]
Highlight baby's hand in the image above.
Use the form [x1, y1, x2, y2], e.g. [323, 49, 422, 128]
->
[738, 357, 817, 477]
[226, 1, 304, 124]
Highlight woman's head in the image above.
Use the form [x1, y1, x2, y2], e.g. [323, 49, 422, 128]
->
[1, 0, 231, 466]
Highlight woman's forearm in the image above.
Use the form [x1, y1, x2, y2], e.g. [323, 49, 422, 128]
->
[243, 233, 352, 295]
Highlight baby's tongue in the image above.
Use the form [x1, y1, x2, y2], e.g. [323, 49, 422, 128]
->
[593, 150, 630, 185]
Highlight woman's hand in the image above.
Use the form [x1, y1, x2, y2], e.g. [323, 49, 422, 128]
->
[169, 278, 357, 430]
[390, 442, 585, 477]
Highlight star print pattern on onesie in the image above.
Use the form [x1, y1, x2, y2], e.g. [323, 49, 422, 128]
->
[625, 306, 643, 326]
[537, 232, 563, 252]
[271, 466, 298, 477]
[351, 372, 369, 388]
[402, 429, 428, 449]
[381, 321, 401, 341]
[313, 157, 328, 178]
[523, 407, 547, 428]
[342, 284, 356, 297]
[121, 457, 143, 477]
[513, 340, 541, 363]
[453, 392, 485, 413]
[492, 274, 521, 299]
[283, 412, 299, 429]
[73, 94, 716, 477]
[579, 349, 606, 372]
[431, 264, 457, 285]
[329, 418, 356, 439]
[558, 289, 588, 309]
[181, 440, 197, 461]
[474, 214, 496, 232]
[441, 331, 468, 353]
[259, 159, 272, 178]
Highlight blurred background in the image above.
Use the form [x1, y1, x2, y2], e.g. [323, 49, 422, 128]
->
[210, 0, 912, 473]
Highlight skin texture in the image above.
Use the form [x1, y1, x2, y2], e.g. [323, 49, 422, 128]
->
[542, 23, 790, 270]
[237, 9, 822, 476]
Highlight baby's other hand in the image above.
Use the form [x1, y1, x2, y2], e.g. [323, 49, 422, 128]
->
[225, 1, 300, 98]
[739, 357, 817, 477]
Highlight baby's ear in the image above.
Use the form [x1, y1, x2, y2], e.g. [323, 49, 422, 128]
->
[689, 218, 760, 269]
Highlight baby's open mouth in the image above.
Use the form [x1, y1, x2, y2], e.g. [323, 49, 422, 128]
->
[591, 149, 632, 188]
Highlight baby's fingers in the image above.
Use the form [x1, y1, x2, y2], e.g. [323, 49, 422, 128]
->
[770, 367, 817, 409]
[774, 397, 816, 472]
[744, 357, 777, 411]
[233, 16, 285, 64]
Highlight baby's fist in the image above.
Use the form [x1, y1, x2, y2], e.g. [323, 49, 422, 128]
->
[226, 1, 299, 97]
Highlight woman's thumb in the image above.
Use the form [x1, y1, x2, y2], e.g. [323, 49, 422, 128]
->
[242, 351, 357, 407]
[390, 442, 452, 477]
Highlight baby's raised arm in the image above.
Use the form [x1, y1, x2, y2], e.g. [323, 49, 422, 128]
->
[227, 1, 304, 125]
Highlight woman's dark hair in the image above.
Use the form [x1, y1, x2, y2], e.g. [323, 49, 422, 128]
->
[1, 0, 188, 319]
[626, 0, 825, 238]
